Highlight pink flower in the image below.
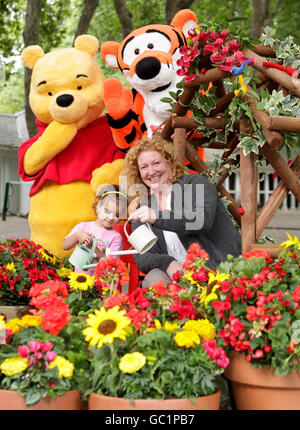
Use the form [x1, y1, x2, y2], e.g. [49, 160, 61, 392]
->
[228, 40, 240, 52]
[184, 73, 197, 82]
[40, 341, 53, 352]
[34, 351, 42, 360]
[210, 52, 226, 64]
[18, 345, 30, 359]
[217, 357, 229, 368]
[29, 340, 42, 352]
[212, 38, 223, 51]
[217, 56, 235, 72]
[46, 351, 57, 362]
[203, 43, 215, 55]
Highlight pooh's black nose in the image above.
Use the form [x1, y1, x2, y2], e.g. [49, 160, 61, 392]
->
[56, 94, 74, 107]
[135, 57, 161, 80]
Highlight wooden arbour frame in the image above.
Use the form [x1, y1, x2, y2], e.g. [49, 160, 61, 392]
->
[160, 43, 300, 257]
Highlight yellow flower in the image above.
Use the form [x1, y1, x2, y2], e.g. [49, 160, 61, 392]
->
[199, 290, 218, 305]
[182, 319, 216, 340]
[5, 262, 16, 272]
[119, 352, 146, 374]
[147, 320, 179, 333]
[208, 272, 229, 284]
[49, 355, 74, 379]
[183, 271, 199, 286]
[82, 306, 131, 348]
[0, 356, 28, 376]
[68, 272, 95, 291]
[174, 330, 200, 348]
[164, 321, 180, 333]
[280, 233, 300, 251]
[38, 248, 57, 264]
[56, 266, 72, 279]
[19, 315, 42, 327]
[5, 318, 22, 334]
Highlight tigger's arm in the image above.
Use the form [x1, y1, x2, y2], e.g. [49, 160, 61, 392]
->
[103, 78, 143, 150]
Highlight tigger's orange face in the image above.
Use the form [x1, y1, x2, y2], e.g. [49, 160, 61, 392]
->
[101, 9, 197, 94]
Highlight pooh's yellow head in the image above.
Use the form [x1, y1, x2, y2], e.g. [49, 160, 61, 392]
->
[21, 35, 105, 129]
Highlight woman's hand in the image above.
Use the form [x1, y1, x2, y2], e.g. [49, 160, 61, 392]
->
[166, 260, 183, 279]
[129, 206, 156, 224]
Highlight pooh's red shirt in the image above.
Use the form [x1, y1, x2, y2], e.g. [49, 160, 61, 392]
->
[18, 115, 124, 196]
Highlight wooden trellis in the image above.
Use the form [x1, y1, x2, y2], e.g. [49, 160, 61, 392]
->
[160, 43, 300, 257]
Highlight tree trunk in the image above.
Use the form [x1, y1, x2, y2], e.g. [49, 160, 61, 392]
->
[251, 0, 284, 39]
[73, 0, 99, 41]
[164, 0, 195, 24]
[23, 0, 42, 138]
[113, 0, 133, 38]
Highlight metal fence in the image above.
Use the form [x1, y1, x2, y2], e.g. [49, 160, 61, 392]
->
[223, 172, 300, 210]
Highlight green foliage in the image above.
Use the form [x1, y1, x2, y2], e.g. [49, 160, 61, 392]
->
[0, 318, 89, 406]
[84, 328, 222, 401]
[202, 240, 300, 376]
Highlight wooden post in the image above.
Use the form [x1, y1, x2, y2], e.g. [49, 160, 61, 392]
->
[239, 120, 258, 253]
[260, 143, 300, 201]
[173, 128, 186, 166]
[242, 48, 300, 97]
[256, 156, 300, 239]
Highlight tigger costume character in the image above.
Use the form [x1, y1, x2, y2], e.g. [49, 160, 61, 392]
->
[100, 8, 203, 160]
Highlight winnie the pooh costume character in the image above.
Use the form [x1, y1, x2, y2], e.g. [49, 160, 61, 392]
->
[100, 8, 203, 159]
[18, 35, 124, 258]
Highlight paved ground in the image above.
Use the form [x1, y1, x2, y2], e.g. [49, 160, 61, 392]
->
[0, 211, 299, 245]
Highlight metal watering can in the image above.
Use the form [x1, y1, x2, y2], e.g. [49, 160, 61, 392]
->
[68, 220, 158, 271]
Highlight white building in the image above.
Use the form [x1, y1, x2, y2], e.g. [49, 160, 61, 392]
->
[0, 110, 32, 217]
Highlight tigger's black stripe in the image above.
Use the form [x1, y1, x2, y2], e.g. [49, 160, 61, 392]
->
[171, 27, 186, 47]
[146, 29, 171, 41]
[125, 126, 137, 144]
[141, 123, 147, 133]
[107, 110, 138, 129]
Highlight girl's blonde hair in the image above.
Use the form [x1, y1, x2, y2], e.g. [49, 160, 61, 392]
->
[120, 135, 185, 203]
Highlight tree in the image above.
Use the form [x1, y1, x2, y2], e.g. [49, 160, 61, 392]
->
[164, 0, 195, 24]
[73, 0, 99, 42]
[251, 0, 284, 39]
[22, 0, 42, 137]
[113, 0, 133, 38]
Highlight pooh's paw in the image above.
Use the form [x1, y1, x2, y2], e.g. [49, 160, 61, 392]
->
[103, 78, 133, 119]
[91, 159, 124, 195]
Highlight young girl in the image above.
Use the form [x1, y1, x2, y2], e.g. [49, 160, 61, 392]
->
[63, 185, 127, 275]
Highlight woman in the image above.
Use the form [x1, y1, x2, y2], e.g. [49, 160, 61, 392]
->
[121, 135, 241, 287]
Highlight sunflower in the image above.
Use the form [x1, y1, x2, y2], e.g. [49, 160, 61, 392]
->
[38, 248, 58, 265]
[280, 233, 300, 251]
[119, 352, 146, 374]
[82, 306, 131, 348]
[56, 266, 72, 279]
[68, 272, 95, 291]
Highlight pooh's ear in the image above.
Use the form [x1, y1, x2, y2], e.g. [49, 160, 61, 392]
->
[171, 9, 198, 38]
[100, 41, 120, 69]
[74, 34, 99, 56]
[21, 45, 45, 69]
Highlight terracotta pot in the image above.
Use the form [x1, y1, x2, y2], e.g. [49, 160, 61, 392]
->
[0, 306, 31, 321]
[0, 389, 85, 410]
[225, 352, 300, 410]
[88, 390, 221, 410]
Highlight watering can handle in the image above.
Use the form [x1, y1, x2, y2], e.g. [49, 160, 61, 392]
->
[124, 219, 151, 239]
[90, 237, 97, 254]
